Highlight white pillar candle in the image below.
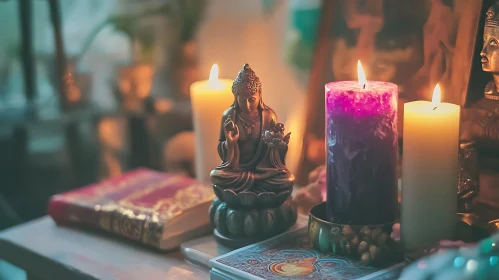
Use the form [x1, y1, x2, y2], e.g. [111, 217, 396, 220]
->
[401, 84, 460, 251]
[190, 64, 233, 184]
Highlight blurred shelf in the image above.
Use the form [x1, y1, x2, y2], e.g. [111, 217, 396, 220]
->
[0, 99, 192, 128]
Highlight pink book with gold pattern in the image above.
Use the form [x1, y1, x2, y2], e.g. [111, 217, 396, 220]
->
[48, 168, 215, 250]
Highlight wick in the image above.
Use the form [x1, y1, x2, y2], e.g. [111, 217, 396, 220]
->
[433, 106, 437, 111]
[362, 84, 366, 89]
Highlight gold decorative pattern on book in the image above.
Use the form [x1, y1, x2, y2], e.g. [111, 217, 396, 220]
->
[58, 172, 214, 247]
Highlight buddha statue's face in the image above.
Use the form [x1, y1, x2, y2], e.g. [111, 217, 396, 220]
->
[236, 90, 260, 114]
[481, 26, 499, 73]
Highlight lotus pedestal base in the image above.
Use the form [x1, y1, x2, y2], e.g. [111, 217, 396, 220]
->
[209, 197, 297, 248]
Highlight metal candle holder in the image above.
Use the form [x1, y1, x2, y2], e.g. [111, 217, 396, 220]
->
[308, 202, 401, 266]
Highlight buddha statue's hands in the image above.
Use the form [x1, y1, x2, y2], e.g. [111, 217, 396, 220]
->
[224, 118, 239, 146]
[263, 122, 291, 150]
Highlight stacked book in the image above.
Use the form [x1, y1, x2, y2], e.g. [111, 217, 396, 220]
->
[49, 168, 215, 250]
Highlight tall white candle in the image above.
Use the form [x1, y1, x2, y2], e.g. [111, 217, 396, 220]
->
[401, 84, 460, 251]
[190, 64, 233, 184]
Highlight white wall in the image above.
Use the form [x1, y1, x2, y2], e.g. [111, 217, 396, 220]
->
[198, 0, 307, 119]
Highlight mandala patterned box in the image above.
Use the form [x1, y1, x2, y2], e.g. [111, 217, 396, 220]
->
[48, 168, 215, 250]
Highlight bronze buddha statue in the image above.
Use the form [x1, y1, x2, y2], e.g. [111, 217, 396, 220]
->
[209, 64, 297, 247]
[210, 63, 294, 195]
[466, 1, 499, 143]
[482, 1, 499, 102]
[460, 1, 499, 212]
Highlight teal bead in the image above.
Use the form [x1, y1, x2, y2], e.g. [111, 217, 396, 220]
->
[490, 256, 499, 266]
[332, 242, 337, 253]
[318, 228, 329, 252]
[479, 238, 496, 254]
[453, 256, 465, 268]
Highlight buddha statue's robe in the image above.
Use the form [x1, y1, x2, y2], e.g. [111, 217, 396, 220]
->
[210, 105, 294, 194]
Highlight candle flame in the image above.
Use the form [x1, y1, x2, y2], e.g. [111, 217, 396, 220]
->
[432, 84, 441, 109]
[208, 64, 219, 87]
[357, 60, 367, 89]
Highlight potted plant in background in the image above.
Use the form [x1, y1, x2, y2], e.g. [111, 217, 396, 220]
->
[77, 0, 207, 113]
[77, 0, 207, 173]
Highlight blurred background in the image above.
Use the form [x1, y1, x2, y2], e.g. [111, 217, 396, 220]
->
[2, 1, 499, 278]
[0, 0, 316, 230]
[2, 0, 497, 234]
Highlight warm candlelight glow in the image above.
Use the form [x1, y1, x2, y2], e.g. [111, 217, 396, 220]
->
[402, 91, 461, 250]
[432, 84, 441, 108]
[190, 64, 233, 183]
[357, 60, 367, 89]
[208, 64, 220, 87]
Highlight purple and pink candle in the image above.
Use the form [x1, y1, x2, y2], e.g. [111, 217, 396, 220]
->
[325, 62, 398, 225]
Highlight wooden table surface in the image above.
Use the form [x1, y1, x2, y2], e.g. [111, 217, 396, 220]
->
[0, 217, 209, 280]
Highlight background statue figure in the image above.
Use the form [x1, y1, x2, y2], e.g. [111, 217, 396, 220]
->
[463, 1, 499, 144]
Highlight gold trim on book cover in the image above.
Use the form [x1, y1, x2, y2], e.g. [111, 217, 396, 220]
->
[100, 177, 213, 246]
[99, 203, 119, 231]
[63, 173, 214, 247]
[117, 177, 214, 217]
[143, 213, 163, 246]
[113, 208, 148, 241]
[116, 178, 214, 246]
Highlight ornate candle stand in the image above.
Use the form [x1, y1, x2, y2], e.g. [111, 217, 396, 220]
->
[309, 203, 400, 266]
[208, 64, 297, 248]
